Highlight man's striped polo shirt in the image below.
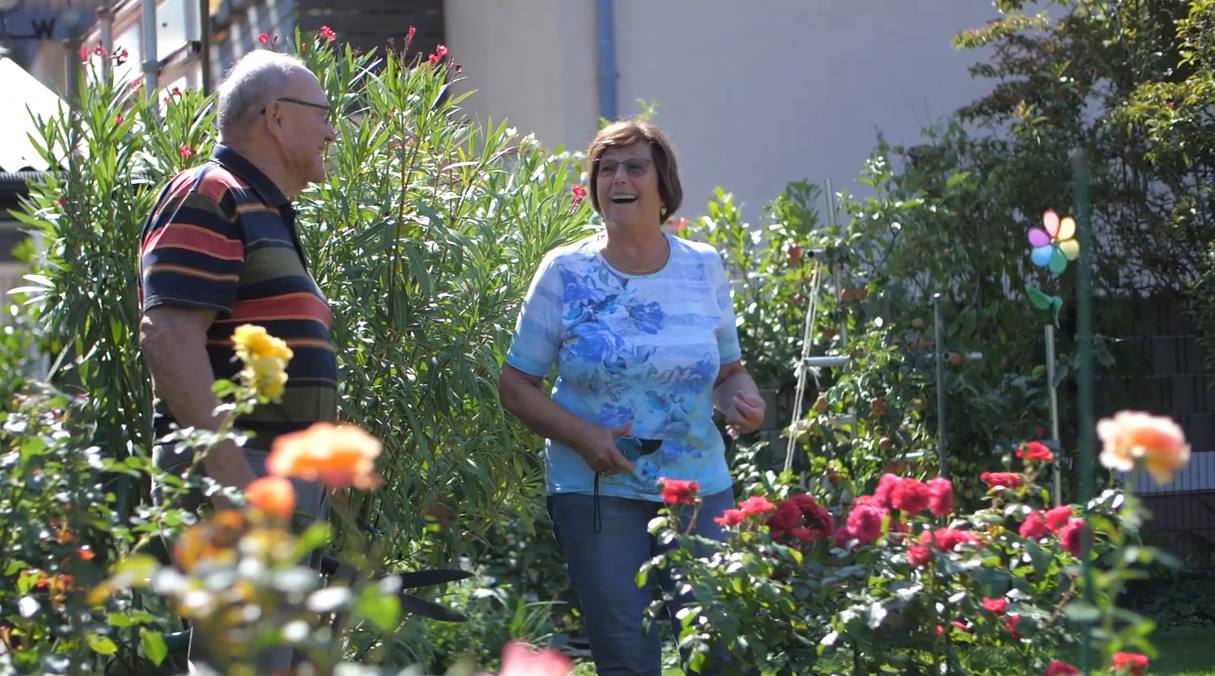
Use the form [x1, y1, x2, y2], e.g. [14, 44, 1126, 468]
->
[140, 144, 337, 456]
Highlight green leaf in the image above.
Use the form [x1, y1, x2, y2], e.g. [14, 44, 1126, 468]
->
[87, 634, 118, 656]
[357, 586, 400, 632]
[1064, 602, 1101, 623]
[140, 628, 169, 666]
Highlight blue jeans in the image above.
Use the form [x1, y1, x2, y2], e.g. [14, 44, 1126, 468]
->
[547, 489, 733, 676]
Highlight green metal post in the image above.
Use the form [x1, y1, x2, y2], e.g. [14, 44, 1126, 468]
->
[1071, 149, 1095, 673]
[933, 293, 947, 476]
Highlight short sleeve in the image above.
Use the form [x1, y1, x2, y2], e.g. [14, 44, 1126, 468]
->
[505, 252, 565, 377]
[140, 188, 245, 315]
[708, 251, 742, 364]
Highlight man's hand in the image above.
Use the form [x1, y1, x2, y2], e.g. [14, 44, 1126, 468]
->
[203, 439, 259, 509]
[577, 421, 636, 475]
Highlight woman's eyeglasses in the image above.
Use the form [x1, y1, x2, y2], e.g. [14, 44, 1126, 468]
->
[596, 157, 654, 178]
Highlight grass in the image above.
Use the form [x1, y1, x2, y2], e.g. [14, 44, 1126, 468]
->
[1149, 628, 1215, 675]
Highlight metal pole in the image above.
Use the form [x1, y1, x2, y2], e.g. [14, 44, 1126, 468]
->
[98, 3, 114, 79]
[933, 293, 947, 476]
[1071, 148, 1095, 674]
[141, 0, 158, 97]
[594, 0, 617, 121]
[1046, 324, 1062, 506]
[198, 0, 212, 94]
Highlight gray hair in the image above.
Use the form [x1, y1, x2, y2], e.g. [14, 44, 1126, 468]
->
[216, 50, 307, 140]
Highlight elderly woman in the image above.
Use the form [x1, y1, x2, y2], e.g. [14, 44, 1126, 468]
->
[498, 119, 765, 675]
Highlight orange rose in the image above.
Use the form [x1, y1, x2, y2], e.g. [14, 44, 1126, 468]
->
[267, 423, 382, 489]
[1096, 410, 1190, 485]
[173, 510, 247, 572]
[245, 476, 295, 521]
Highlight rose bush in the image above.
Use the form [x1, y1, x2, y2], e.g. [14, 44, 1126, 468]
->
[644, 411, 1181, 674]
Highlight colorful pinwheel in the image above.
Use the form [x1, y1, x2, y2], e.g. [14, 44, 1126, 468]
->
[1028, 210, 1079, 275]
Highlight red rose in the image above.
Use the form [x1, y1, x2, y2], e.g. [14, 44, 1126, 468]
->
[1004, 613, 1023, 639]
[1019, 511, 1050, 540]
[980, 471, 1024, 489]
[1043, 660, 1080, 675]
[890, 478, 930, 514]
[658, 478, 699, 506]
[1111, 652, 1148, 675]
[790, 527, 814, 541]
[981, 597, 1007, 615]
[1017, 441, 1054, 462]
[738, 495, 776, 517]
[907, 544, 931, 567]
[790, 494, 819, 514]
[926, 477, 953, 516]
[846, 503, 885, 545]
[713, 508, 745, 527]
[873, 473, 900, 509]
[930, 528, 976, 552]
[766, 500, 802, 533]
[1044, 505, 1073, 532]
[1058, 518, 1086, 556]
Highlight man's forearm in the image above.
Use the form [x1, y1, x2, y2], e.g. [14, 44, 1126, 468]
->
[142, 315, 257, 490]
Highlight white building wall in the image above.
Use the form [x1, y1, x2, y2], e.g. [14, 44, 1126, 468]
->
[446, 0, 1002, 218]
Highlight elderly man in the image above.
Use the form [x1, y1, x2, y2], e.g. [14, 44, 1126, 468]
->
[138, 50, 337, 669]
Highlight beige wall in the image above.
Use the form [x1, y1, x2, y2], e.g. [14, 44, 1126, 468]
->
[446, 0, 1004, 218]
[444, 0, 599, 156]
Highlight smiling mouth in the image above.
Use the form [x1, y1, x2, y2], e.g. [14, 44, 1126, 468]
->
[610, 195, 638, 204]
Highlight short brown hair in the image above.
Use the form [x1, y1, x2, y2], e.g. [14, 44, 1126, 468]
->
[587, 119, 683, 219]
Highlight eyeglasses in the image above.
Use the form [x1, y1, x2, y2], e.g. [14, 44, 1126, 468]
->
[596, 157, 654, 178]
[262, 96, 334, 124]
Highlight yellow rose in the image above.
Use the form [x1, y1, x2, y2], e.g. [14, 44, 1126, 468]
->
[231, 324, 293, 364]
[242, 356, 288, 399]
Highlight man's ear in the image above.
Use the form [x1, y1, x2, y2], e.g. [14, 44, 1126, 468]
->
[264, 102, 288, 143]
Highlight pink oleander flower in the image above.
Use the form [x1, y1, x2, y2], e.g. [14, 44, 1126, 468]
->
[318, 25, 337, 41]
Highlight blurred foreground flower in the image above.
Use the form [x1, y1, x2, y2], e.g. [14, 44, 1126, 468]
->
[1097, 410, 1190, 484]
[496, 640, 572, 676]
[268, 422, 382, 489]
[245, 475, 295, 521]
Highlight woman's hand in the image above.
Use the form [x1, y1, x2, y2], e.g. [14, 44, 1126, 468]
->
[722, 391, 766, 438]
[578, 421, 636, 475]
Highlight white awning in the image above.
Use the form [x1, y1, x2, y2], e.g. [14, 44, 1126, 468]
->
[0, 55, 66, 173]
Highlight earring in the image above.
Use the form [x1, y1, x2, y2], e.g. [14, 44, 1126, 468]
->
[660, 206, 669, 218]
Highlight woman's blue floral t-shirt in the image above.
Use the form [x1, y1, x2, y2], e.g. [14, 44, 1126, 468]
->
[506, 233, 741, 501]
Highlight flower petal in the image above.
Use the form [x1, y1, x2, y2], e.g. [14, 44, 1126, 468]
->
[1031, 245, 1054, 268]
[1058, 238, 1079, 261]
[1048, 247, 1068, 275]
[1028, 228, 1051, 248]
[1043, 210, 1060, 237]
[1057, 215, 1076, 241]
